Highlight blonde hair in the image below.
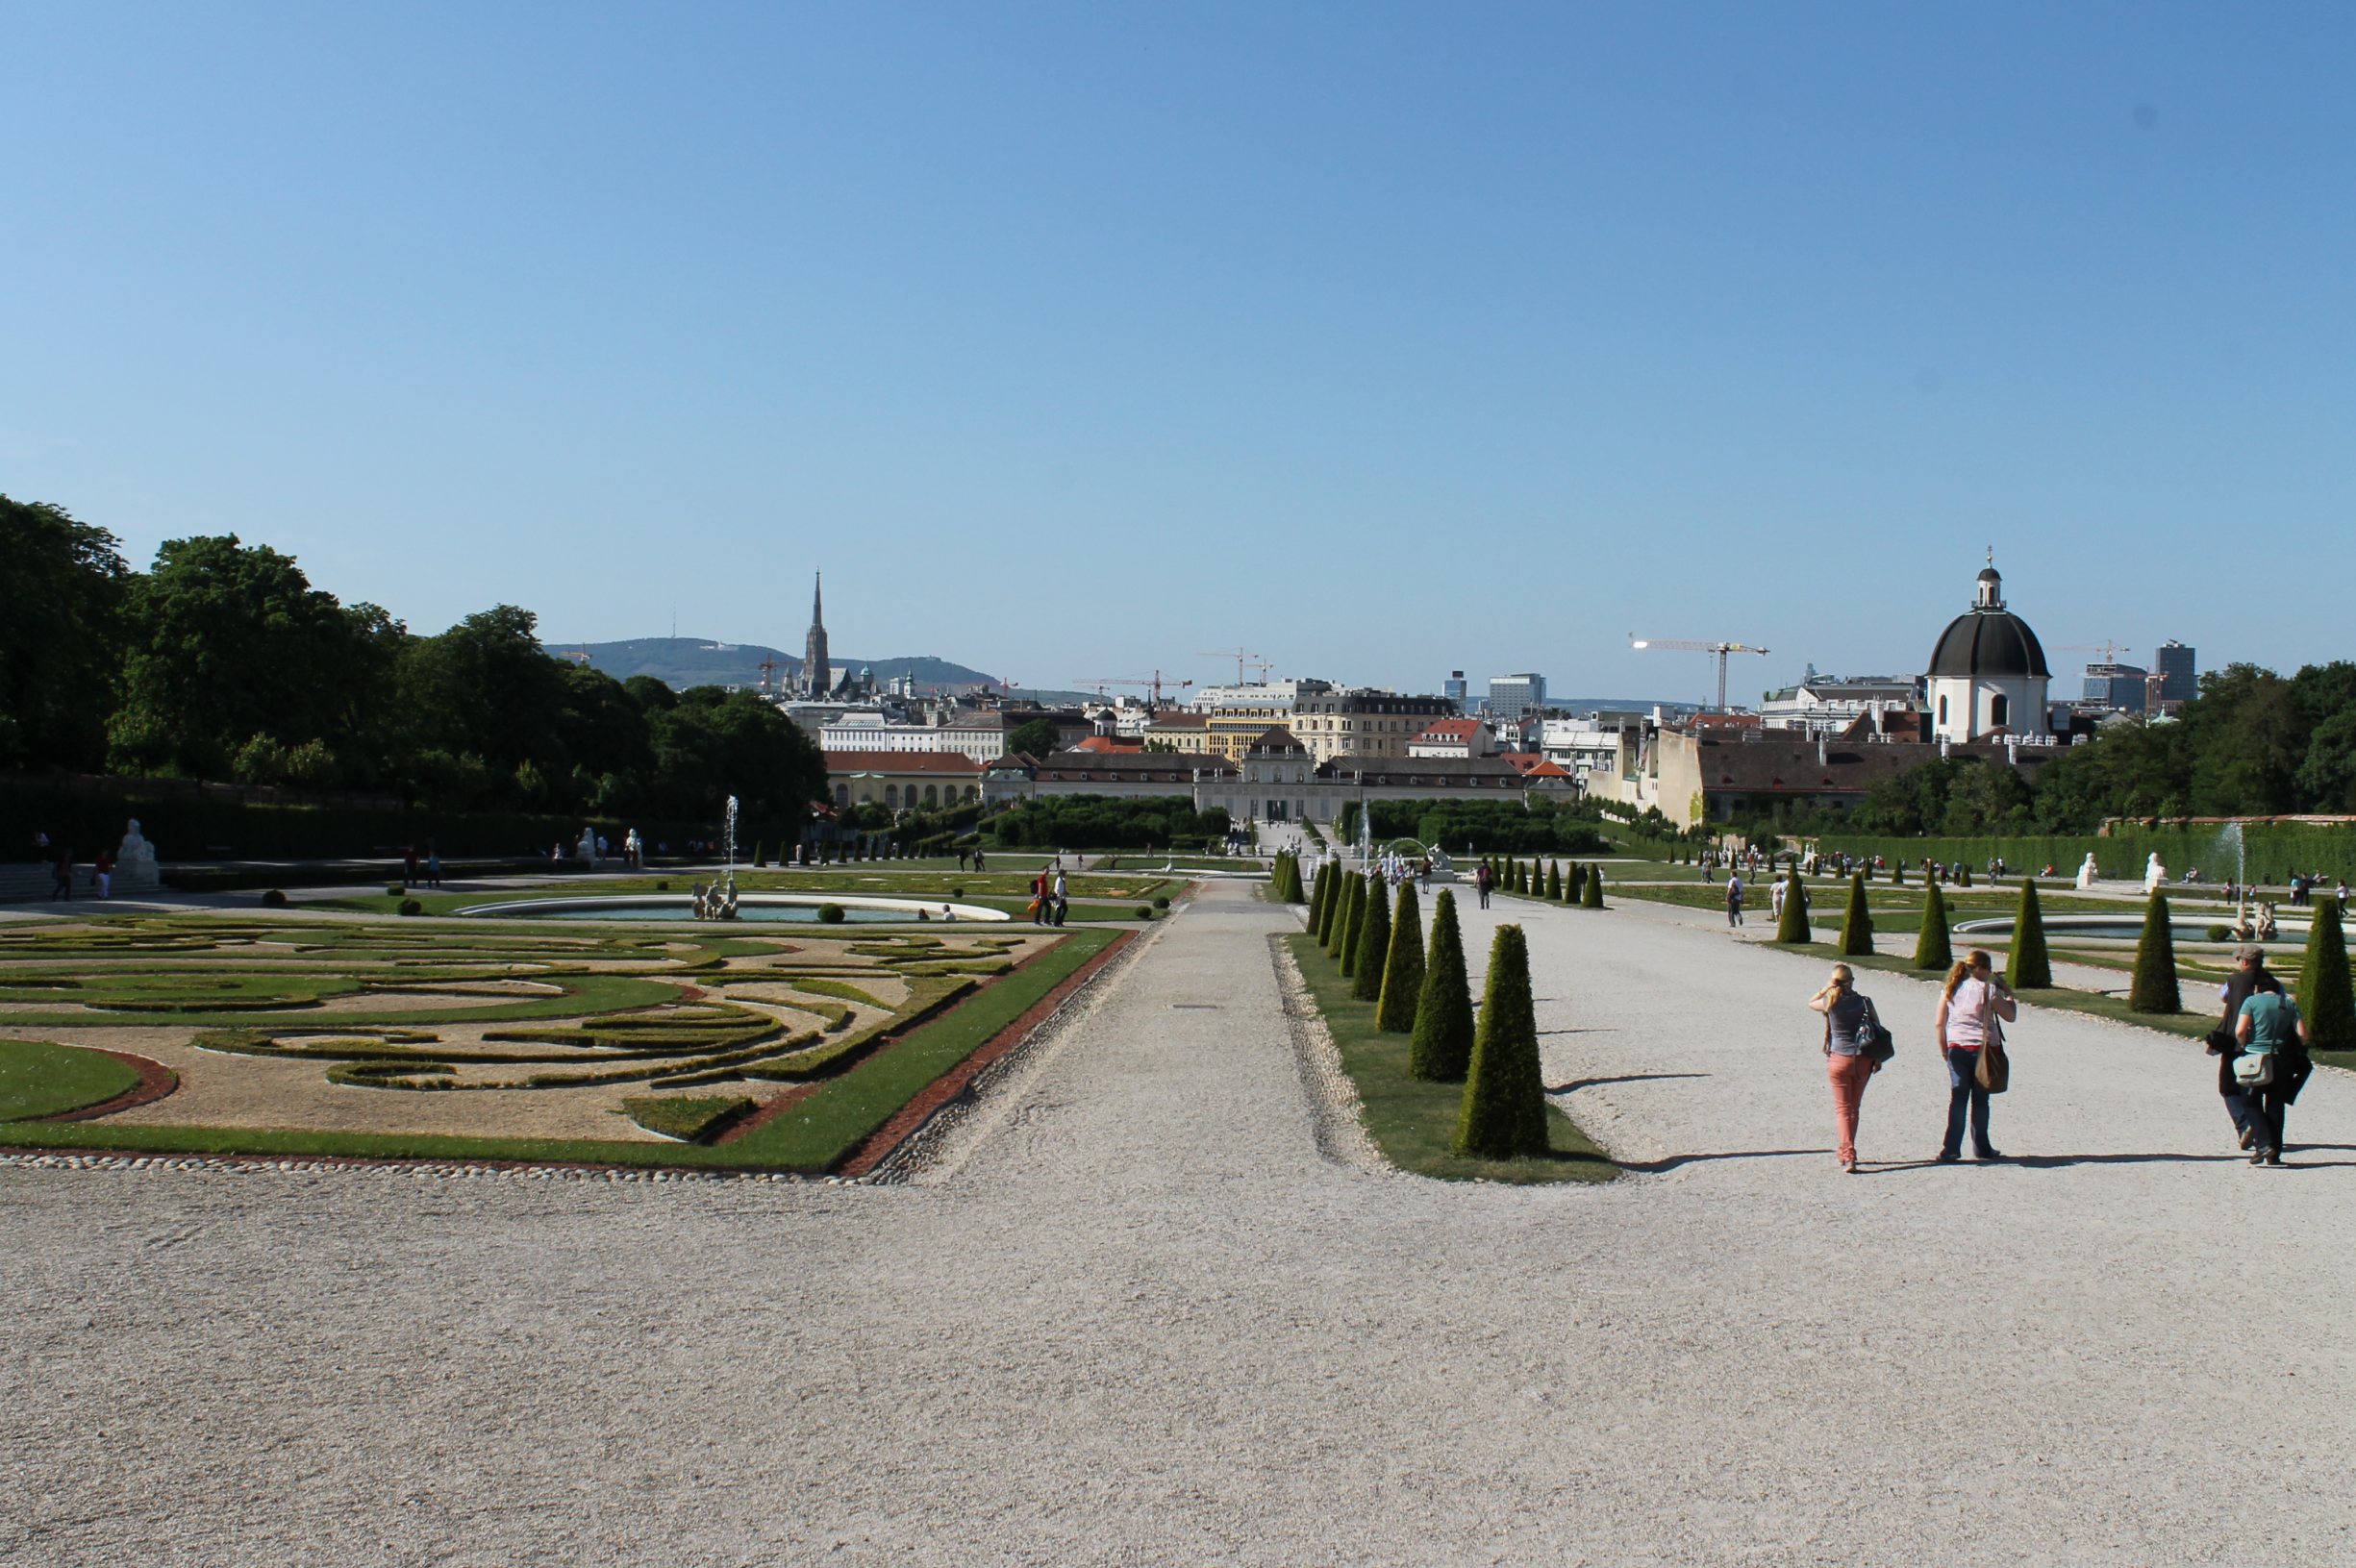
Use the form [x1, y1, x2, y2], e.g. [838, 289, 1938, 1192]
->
[1826, 963, 1854, 996]
[1942, 958, 1974, 1000]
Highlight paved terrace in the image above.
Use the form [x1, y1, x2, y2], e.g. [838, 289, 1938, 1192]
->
[5, 880, 2352, 1565]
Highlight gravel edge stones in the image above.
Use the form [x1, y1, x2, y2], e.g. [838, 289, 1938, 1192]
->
[1267, 931, 1387, 1174]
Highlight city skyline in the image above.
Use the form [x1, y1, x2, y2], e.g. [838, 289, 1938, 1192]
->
[7, 5, 2353, 695]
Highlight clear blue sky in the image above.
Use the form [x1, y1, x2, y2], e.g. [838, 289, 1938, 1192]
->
[5, 3, 2351, 705]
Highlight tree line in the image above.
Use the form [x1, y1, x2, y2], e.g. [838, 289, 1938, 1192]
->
[2, 496, 826, 827]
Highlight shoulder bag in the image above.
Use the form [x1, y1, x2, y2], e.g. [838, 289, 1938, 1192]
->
[1973, 985, 2010, 1093]
[1859, 997, 1896, 1064]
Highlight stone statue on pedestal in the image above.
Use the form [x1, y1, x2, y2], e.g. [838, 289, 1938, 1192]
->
[2075, 853, 2098, 891]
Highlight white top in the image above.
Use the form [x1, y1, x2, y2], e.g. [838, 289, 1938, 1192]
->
[1945, 978, 1996, 1049]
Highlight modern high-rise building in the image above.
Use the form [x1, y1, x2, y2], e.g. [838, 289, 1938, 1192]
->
[2082, 661, 2149, 711]
[2154, 640, 2197, 705]
[1486, 673, 1546, 723]
[1442, 670, 1467, 707]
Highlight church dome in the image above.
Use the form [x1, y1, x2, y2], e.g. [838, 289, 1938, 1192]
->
[1928, 562, 2049, 681]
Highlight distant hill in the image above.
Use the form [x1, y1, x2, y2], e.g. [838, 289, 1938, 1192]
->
[553, 637, 1097, 704]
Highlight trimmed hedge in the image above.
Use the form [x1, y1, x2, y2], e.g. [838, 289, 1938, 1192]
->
[2298, 896, 2356, 1052]
[2007, 880, 2052, 989]
[1409, 890, 1474, 1081]
[2129, 893, 2180, 1013]
[1376, 882, 1425, 1033]
[1454, 925, 1548, 1157]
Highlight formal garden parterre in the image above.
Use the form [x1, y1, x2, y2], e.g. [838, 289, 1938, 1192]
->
[0, 907, 1125, 1170]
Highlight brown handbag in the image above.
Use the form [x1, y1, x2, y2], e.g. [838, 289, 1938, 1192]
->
[1974, 998, 2010, 1093]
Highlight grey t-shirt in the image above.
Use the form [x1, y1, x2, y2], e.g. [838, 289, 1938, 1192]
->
[1825, 991, 1869, 1056]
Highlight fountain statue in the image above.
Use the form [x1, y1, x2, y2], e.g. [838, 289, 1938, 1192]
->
[722, 794, 740, 876]
[576, 826, 598, 862]
[2143, 852, 2166, 894]
[118, 817, 158, 871]
[2075, 853, 2098, 891]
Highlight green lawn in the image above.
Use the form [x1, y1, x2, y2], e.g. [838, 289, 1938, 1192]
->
[312, 869, 1178, 923]
[0, 1039, 144, 1121]
[1285, 934, 1615, 1184]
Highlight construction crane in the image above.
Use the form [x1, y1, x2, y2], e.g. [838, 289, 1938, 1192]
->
[756, 657, 783, 696]
[1198, 649, 1265, 685]
[1071, 671, 1195, 705]
[2054, 641, 2128, 665]
[1629, 635, 1771, 712]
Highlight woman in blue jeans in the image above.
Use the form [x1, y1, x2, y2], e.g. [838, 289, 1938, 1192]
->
[1933, 949, 2017, 1161]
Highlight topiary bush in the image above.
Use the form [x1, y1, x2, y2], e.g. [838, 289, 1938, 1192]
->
[655, 880, 670, 891]
[817, 903, 847, 924]
[1154, 895, 1170, 908]
[2298, 895, 2356, 1052]
[260, 888, 288, 908]
[1915, 883, 1953, 970]
[1337, 876, 1367, 970]
[1135, 905, 1153, 919]
[1547, 860, 1564, 901]
[1775, 869, 1811, 943]
[1581, 862, 1605, 909]
[1567, 861, 1588, 904]
[397, 898, 423, 916]
[1376, 882, 1425, 1033]
[2007, 880, 2052, 989]
[385, 884, 406, 897]
[2128, 892, 2180, 1013]
[1839, 873, 1873, 957]
[1410, 890, 1475, 1081]
[1892, 859, 1906, 886]
[1454, 924, 1550, 1158]
[1351, 879, 1392, 1002]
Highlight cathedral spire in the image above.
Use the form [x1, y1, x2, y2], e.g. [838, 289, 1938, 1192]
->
[802, 572, 831, 698]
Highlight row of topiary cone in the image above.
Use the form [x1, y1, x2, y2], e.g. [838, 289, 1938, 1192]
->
[1476, 856, 1607, 908]
[1302, 861, 1553, 1157]
[1759, 865, 2356, 1042]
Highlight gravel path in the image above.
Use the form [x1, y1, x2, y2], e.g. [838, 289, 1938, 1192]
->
[7, 881, 2355, 1566]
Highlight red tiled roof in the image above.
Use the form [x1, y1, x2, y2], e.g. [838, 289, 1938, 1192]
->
[1072, 735, 1142, 753]
[1415, 718, 1484, 741]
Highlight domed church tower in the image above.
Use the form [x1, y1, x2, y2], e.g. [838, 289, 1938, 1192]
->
[1926, 555, 2050, 741]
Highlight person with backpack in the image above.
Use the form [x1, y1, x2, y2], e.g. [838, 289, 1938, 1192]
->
[1475, 859, 1493, 909]
[1809, 962, 1885, 1173]
[1932, 949, 2016, 1162]
[2233, 968, 2309, 1166]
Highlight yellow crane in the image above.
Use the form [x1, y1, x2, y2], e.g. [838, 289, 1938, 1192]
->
[1629, 635, 1771, 712]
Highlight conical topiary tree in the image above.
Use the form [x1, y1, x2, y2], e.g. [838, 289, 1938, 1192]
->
[1547, 860, 1563, 901]
[1454, 924, 1550, 1157]
[2298, 895, 2356, 1052]
[1581, 862, 1605, 908]
[1959, 864, 1973, 887]
[1567, 861, 1588, 904]
[1839, 873, 1874, 957]
[2007, 880, 2051, 989]
[1892, 859, 1906, 886]
[2128, 892, 2181, 1014]
[1377, 882, 1426, 1032]
[1411, 890, 1476, 1081]
[1515, 859, 1530, 895]
[1775, 868, 1811, 943]
[1316, 864, 1341, 947]
[1337, 874, 1368, 970]
[1915, 883, 1953, 970]
[1310, 861, 1331, 929]
[1351, 877, 1392, 1000]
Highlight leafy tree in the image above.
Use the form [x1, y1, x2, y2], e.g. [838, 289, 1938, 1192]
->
[1377, 881, 1425, 1032]
[2128, 893, 2181, 1013]
[1410, 890, 1475, 1081]
[1006, 716, 1062, 759]
[1915, 883, 1953, 970]
[1352, 877, 1392, 1002]
[0, 495, 128, 771]
[1454, 925, 1549, 1157]
[1775, 869, 1811, 943]
[2298, 896, 2356, 1052]
[2007, 880, 2052, 989]
[111, 535, 393, 783]
[1838, 874, 1874, 957]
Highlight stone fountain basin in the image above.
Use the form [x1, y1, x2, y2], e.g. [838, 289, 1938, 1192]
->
[454, 894, 1013, 923]
[1955, 913, 2309, 944]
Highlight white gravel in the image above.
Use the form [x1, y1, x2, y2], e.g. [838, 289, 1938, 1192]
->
[5, 879, 2354, 1566]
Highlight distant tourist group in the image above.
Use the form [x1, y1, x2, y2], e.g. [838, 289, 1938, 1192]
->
[1807, 944, 2309, 1172]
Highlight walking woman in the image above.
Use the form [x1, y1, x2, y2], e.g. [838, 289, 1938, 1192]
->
[1808, 963, 1879, 1173]
[2235, 976, 2309, 1166]
[1933, 950, 2016, 1162]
